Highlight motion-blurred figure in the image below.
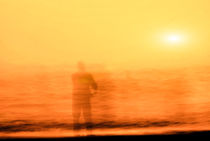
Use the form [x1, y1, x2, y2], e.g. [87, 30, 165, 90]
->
[72, 62, 97, 132]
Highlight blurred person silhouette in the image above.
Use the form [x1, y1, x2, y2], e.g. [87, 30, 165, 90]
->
[72, 61, 97, 132]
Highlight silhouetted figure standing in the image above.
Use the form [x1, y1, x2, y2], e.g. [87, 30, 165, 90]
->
[72, 62, 97, 132]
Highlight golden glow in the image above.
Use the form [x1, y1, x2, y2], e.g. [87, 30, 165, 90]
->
[0, 0, 210, 69]
[0, 1, 210, 137]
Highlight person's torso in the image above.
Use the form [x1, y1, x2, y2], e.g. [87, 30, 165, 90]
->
[72, 72, 93, 96]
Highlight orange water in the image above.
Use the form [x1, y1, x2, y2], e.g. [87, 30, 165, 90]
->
[0, 66, 210, 137]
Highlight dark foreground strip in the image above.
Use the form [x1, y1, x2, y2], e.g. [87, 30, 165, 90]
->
[0, 131, 210, 141]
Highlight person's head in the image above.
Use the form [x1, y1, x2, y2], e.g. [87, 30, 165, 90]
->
[77, 61, 86, 72]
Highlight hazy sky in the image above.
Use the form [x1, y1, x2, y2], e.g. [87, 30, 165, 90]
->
[1, 0, 210, 69]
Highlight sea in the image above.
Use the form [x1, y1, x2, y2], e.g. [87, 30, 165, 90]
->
[0, 66, 210, 137]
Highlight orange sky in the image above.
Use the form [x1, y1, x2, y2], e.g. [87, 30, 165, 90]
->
[0, 0, 210, 69]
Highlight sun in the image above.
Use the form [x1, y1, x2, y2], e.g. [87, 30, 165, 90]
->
[166, 34, 182, 44]
[153, 30, 190, 50]
[168, 35, 180, 42]
[155, 31, 190, 49]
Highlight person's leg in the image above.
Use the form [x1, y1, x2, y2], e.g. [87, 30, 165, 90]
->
[83, 100, 93, 130]
[72, 99, 82, 130]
